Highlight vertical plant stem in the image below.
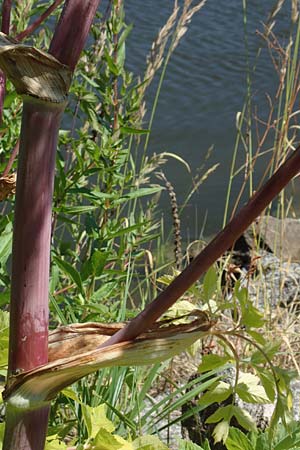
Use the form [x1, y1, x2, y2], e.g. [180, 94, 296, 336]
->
[4, 102, 63, 450]
[4, 1, 101, 448]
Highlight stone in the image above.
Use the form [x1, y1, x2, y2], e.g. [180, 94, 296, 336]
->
[249, 216, 300, 262]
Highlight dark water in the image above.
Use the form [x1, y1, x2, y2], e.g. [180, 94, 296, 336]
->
[119, 0, 296, 239]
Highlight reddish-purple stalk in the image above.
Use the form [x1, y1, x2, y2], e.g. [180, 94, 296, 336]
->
[16, 0, 64, 41]
[2, 140, 19, 177]
[101, 146, 300, 348]
[4, 1, 101, 449]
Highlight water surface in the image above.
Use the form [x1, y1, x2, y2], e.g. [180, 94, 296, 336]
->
[122, 0, 295, 238]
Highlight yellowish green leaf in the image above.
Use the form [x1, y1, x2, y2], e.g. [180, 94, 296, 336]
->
[132, 435, 169, 449]
[236, 373, 271, 404]
[94, 427, 131, 450]
[198, 381, 232, 405]
[198, 354, 231, 373]
[212, 420, 230, 444]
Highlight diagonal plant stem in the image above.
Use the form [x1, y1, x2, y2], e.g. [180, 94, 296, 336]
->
[16, 0, 64, 41]
[101, 145, 300, 347]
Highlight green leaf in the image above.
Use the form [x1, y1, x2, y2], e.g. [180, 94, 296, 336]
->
[132, 435, 169, 449]
[231, 406, 256, 433]
[236, 373, 271, 404]
[198, 381, 233, 405]
[61, 388, 80, 403]
[0, 291, 10, 307]
[80, 72, 99, 88]
[45, 439, 67, 450]
[53, 256, 83, 295]
[120, 126, 150, 135]
[253, 368, 276, 403]
[203, 266, 218, 301]
[0, 422, 5, 446]
[198, 354, 232, 373]
[246, 330, 266, 346]
[123, 187, 162, 199]
[93, 428, 124, 450]
[60, 205, 98, 214]
[251, 342, 280, 365]
[225, 427, 254, 450]
[206, 405, 233, 424]
[104, 48, 120, 75]
[178, 440, 206, 450]
[82, 404, 115, 439]
[206, 405, 256, 434]
[274, 427, 300, 450]
[81, 250, 108, 280]
[0, 223, 12, 266]
[235, 287, 264, 328]
[213, 420, 230, 444]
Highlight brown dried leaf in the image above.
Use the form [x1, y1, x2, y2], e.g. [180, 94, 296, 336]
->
[0, 33, 72, 105]
[0, 173, 16, 201]
[4, 311, 213, 410]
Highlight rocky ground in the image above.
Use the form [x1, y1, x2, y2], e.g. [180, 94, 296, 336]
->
[146, 216, 300, 449]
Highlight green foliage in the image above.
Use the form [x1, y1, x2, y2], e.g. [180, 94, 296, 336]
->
[223, 422, 300, 450]
[0, 1, 299, 449]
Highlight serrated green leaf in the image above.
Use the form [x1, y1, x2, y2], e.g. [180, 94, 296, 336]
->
[236, 373, 271, 404]
[206, 405, 233, 424]
[198, 354, 232, 373]
[94, 428, 125, 450]
[198, 381, 233, 405]
[178, 440, 206, 450]
[132, 435, 169, 449]
[213, 420, 230, 444]
[225, 427, 254, 450]
[231, 406, 256, 432]
[82, 404, 115, 439]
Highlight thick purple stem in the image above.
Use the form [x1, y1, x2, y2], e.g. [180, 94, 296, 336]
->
[49, 0, 100, 70]
[4, 2, 101, 449]
[4, 102, 62, 450]
[9, 103, 62, 373]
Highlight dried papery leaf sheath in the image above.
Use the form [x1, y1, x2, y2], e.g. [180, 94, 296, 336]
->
[3, 312, 213, 410]
[0, 173, 16, 200]
[0, 32, 71, 105]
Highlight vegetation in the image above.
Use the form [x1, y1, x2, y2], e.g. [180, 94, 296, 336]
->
[0, 1, 300, 449]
